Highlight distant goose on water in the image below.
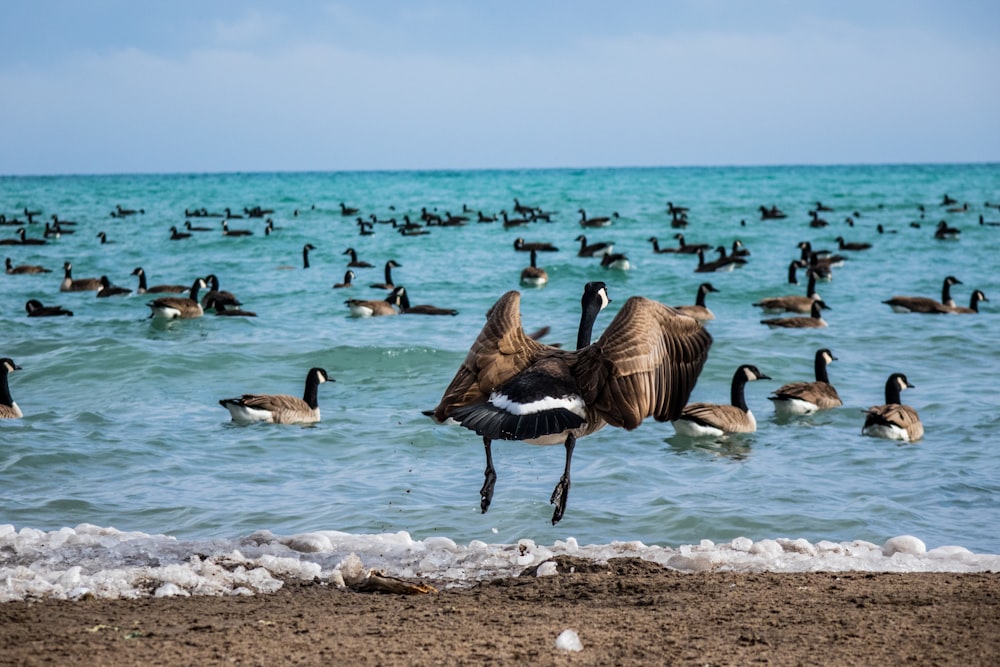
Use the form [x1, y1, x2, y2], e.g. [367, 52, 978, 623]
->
[520, 249, 548, 287]
[768, 349, 843, 416]
[343, 247, 374, 268]
[332, 270, 355, 289]
[949, 289, 988, 314]
[862, 373, 923, 442]
[369, 260, 401, 290]
[60, 262, 102, 292]
[575, 235, 614, 257]
[673, 282, 719, 323]
[672, 365, 771, 436]
[220, 367, 332, 424]
[760, 299, 830, 328]
[147, 278, 208, 319]
[25, 299, 73, 317]
[345, 291, 400, 317]
[513, 237, 559, 252]
[753, 268, 820, 314]
[883, 276, 962, 313]
[96, 275, 131, 298]
[392, 286, 458, 315]
[6, 257, 51, 274]
[131, 267, 188, 294]
[432, 282, 712, 524]
[221, 220, 252, 237]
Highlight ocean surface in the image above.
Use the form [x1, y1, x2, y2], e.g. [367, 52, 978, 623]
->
[2, 164, 999, 599]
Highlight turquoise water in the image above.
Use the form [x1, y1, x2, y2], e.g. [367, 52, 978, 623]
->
[2, 164, 999, 554]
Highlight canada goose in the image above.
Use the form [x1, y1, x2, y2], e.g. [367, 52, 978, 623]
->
[949, 289, 988, 314]
[945, 202, 969, 214]
[647, 237, 679, 254]
[694, 246, 745, 273]
[333, 270, 355, 289]
[835, 236, 872, 251]
[940, 194, 957, 206]
[877, 224, 896, 234]
[223, 207, 242, 219]
[934, 220, 960, 240]
[25, 299, 73, 317]
[477, 211, 497, 223]
[576, 235, 614, 257]
[60, 262, 102, 292]
[673, 233, 711, 254]
[130, 267, 188, 294]
[297, 243, 316, 269]
[147, 278, 208, 319]
[370, 259, 402, 289]
[862, 373, 923, 442]
[43, 223, 63, 238]
[220, 367, 331, 424]
[345, 291, 400, 317]
[357, 220, 375, 235]
[814, 201, 833, 212]
[759, 205, 787, 220]
[672, 365, 771, 436]
[520, 249, 548, 287]
[50, 214, 77, 226]
[6, 257, 50, 274]
[513, 237, 559, 252]
[114, 204, 143, 217]
[15, 228, 46, 245]
[666, 201, 689, 216]
[883, 276, 962, 313]
[761, 299, 829, 328]
[49, 223, 74, 235]
[600, 252, 631, 270]
[184, 220, 213, 232]
[340, 202, 360, 216]
[730, 239, 751, 257]
[513, 198, 535, 216]
[768, 349, 843, 416]
[221, 220, 252, 236]
[205, 295, 257, 317]
[392, 286, 458, 315]
[169, 226, 191, 240]
[673, 283, 719, 322]
[441, 211, 469, 226]
[96, 275, 131, 298]
[578, 209, 614, 227]
[0, 358, 23, 419]
[753, 269, 820, 314]
[343, 247, 374, 268]
[500, 211, 530, 228]
[201, 274, 241, 310]
[432, 282, 712, 524]
[979, 215, 1000, 227]
[808, 210, 829, 227]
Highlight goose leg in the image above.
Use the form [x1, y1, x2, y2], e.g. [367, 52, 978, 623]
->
[480, 437, 497, 513]
[549, 433, 576, 525]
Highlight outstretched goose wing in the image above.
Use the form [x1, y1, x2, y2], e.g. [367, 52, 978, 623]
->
[433, 291, 548, 421]
[574, 297, 712, 429]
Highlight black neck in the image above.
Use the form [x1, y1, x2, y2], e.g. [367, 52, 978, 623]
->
[136, 271, 148, 291]
[530, 250, 538, 268]
[942, 280, 954, 304]
[696, 286, 708, 307]
[0, 369, 13, 407]
[302, 246, 311, 268]
[788, 262, 799, 284]
[814, 354, 830, 383]
[189, 281, 202, 301]
[384, 264, 394, 283]
[805, 271, 818, 298]
[730, 372, 749, 412]
[303, 372, 321, 409]
[884, 376, 902, 404]
[576, 297, 603, 350]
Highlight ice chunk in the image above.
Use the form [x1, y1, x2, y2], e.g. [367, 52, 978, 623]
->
[555, 629, 583, 651]
[882, 535, 926, 557]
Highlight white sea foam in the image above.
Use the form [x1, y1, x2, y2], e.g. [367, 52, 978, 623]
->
[1, 523, 997, 602]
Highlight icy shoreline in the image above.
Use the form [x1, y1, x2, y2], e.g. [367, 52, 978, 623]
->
[2, 524, 998, 602]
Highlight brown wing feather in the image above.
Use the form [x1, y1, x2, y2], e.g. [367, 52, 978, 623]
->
[680, 403, 755, 432]
[433, 291, 549, 421]
[867, 403, 924, 441]
[237, 393, 310, 413]
[574, 297, 712, 429]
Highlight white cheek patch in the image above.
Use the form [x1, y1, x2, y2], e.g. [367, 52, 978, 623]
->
[489, 392, 586, 418]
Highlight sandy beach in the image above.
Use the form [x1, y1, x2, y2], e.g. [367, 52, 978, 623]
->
[2, 557, 997, 666]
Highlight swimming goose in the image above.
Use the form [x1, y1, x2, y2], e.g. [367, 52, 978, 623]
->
[223, 207, 243, 219]
[578, 209, 614, 227]
[694, 246, 745, 273]
[761, 299, 830, 328]
[201, 274, 241, 310]
[357, 220, 375, 236]
[673, 283, 719, 322]
[221, 220, 252, 236]
[114, 204, 143, 217]
[205, 295, 257, 317]
[131, 267, 188, 294]
[43, 223, 63, 239]
[576, 235, 614, 257]
[184, 220, 213, 232]
[147, 278, 208, 319]
[835, 236, 872, 251]
[862, 373, 923, 442]
[343, 247, 374, 268]
[934, 220, 960, 240]
[759, 205, 787, 220]
[883, 276, 962, 313]
[501, 211, 531, 228]
[512, 198, 536, 216]
[672, 364, 771, 436]
[949, 289, 988, 314]
[730, 239, 751, 257]
[979, 215, 1000, 227]
[369, 259, 401, 289]
[753, 269, 820, 314]
[673, 233, 711, 254]
[520, 249, 548, 287]
[647, 237, 680, 254]
[220, 367, 331, 424]
[340, 202, 360, 216]
[96, 275, 131, 298]
[169, 226, 191, 240]
[814, 201, 834, 212]
[25, 299, 73, 317]
[0, 358, 23, 419]
[16, 228, 46, 245]
[50, 214, 77, 226]
[299, 243, 316, 269]
[433, 281, 712, 524]
[6, 257, 51, 274]
[768, 348, 842, 416]
[345, 291, 401, 317]
[477, 211, 498, 223]
[60, 262, 102, 292]
[333, 270, 355, 289]
[808, 210, 829, 228]
[513, 238, 559, 252]
[666, 201, 689, 216]
[392, 286, 458, 315]
[600, 252, 631, 270]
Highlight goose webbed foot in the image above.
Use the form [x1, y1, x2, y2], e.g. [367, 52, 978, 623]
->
[480, 437, 496, 513]
[549, 433, 576, 525]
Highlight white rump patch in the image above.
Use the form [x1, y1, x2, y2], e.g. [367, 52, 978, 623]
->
[489, 392, 586, 417]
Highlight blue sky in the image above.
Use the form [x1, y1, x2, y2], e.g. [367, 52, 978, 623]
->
[2, 1, 998, 175]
